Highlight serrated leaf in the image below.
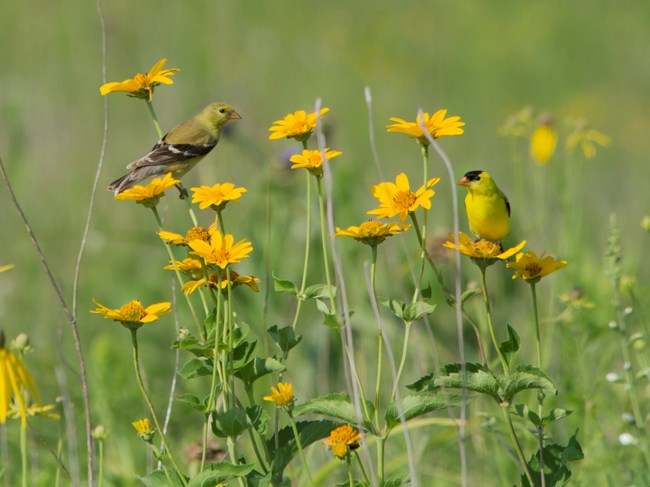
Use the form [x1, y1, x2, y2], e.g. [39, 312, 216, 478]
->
[246, 405, 269, 436]
[304, 284, 335, 300]
[512, 403, 541, 427]
[385, 392, 467, 429]
[137, 470, 185, 487]
[501, 365, 557, 403]
[175, 393, 206, 413]
[268, 420, 339, 478]
[178, 358, 213, 379]
[231, 339, 257, 372]
[267, 324, 302, 354]
[378, 296, 405, 319]
[407, 363, 500, 401]
[542, 408, 572, 426]
[384, 474, 411, 486]
[294, 393, 374, 432]
[235, 357, 286, 384]
[521, 431, 583, 487]
[272, 273, 298, 295]
[499, 324, 520, 369]
[402, 301, 436, 322]
[212, 408, 251, 438]
[188, 462, 255, 487]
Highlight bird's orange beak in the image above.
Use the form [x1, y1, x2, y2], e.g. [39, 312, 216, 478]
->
[459, 176, 470, 187]
[230, 111, 242, 120]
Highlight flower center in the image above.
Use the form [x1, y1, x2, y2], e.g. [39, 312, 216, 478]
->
[119, 301, 146, 322]
[525, 263, 542, 276]
[134, 73, 151, 88]
[186, 227, 211, 242]
[393, 190, 416, 209]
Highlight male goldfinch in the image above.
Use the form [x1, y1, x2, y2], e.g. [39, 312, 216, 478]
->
[459, 170, 510, 242]
[108, 102, 241, 194]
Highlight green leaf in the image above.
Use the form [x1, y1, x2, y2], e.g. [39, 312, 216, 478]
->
[384, 474, 411, 486]
[402, 301, 436, 322]
[178, 358, 213, 379]
[272, 273, 298, 295]
[521, 431, 584, 487]
[268, 420, 339, 479]
[137, 470, 185, 487]
[235, 357, 286, 384]
[500, 365, 557, 403]
[543, 408, 572, 426]
[304, 284, 335, 300]
[378, 296, 405, 319]
[499, 324, 520, 369]
[187, 462, 255, 487]
[246, 405, 269, 436]
[294, 392, 374, 431]
[407, 363, 501, 402]
[231, 338, 257, 372]
[460, 288, 479, 303]
[175, 393, 207, 413]
[512, 403, 541, 427]
[267, 324, 302, 354]
[212, 408, 251, 438]
[385, 392, 468, 429]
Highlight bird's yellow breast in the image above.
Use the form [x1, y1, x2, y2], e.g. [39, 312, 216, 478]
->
[464, 192, 510, 242]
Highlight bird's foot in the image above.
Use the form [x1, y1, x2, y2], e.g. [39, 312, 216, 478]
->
[176, 184, 189, 199]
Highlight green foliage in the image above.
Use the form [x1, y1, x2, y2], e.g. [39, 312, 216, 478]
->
[520, 432, 584, 487]
[294, 393, 375, 432]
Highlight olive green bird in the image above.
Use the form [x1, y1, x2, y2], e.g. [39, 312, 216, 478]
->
[459, 170, 511, 242]
[108, 102, 241, 194]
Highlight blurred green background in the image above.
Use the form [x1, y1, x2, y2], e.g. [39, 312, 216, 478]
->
[1, 0, 649, 485]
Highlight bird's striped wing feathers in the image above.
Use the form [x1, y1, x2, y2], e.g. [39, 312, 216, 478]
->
[127, 139, 217, 170]
[504, 195, 511, 217]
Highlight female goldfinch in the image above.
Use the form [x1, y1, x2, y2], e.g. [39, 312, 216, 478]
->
[459, 170, 510, 242]
[108, 102, 241, 194]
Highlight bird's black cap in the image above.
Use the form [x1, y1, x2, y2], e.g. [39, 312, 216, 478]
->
[463, 170, 484, 181]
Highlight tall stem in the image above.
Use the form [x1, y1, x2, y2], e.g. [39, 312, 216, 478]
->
[20, 425, 27, 487]
[129, 330, 188, 486]
[370, 245, 382, 429]
[530, 282, 546, 487]
[478, 266, 509, 376]
[317, 177, 338, 317]
[292, 169, 312, 330]
[502, 408, 535, 486]
[146, 100, 163, 139]
[287, 412, 315, 486]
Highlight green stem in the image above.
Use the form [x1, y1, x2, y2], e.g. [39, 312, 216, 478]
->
[226, 437, 246, 487]
[151, 207, 205, 340]
[354, 450, 371, 486]
[97, 438, 104, 487]
[409, 213, 452, 297]
[377, 436, 385, 485]
[391, 322, 412, 402]
[20, 424, 27, 487]
[529, 282, 546, 487]
[370, 245, 382, 429]
[288, 412, 316, 486]
[530, 283, 542, 369]
[316, 177, 338, 317]
[502, 407, 535, 486]
[130, 330, 188, 487]
[146, 100, 163, 139]
[292, 170, 312, 330]
[346, 455, 354, 487]
[478, 266, 509, 376]
[244, 384, 271, 473]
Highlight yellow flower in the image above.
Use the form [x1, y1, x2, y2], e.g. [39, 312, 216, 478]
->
[182, 270, 260, 295]
[191, 183, 247, 211]
[100, 58, 180, 101]
[443, 231, 526, 264]
[368, 173, 440, 221]
[0, 264, 14, 273]
[268, 108, 330, 141]
[322, 424, 361, 460]
[163, 258, 203, 278]
[91, 299, 171, 330]
[159, 226, 214, 247]
[386, 109, 464, 145]
[9, 403, 60, 421]
[114, 173, 180, 208]
[0, 336, 41, 428]
[506, 251, 567, 283]
[188, 231, 253, 269]
[335, 220, 410, 246]
[132, 418, 155, 442]
[566, 122, 611, 159]
[289, 148, 342, 177]
[498, 106, 533, 138]
[263, 382, 294, 408]
[530, 116, 557, 165]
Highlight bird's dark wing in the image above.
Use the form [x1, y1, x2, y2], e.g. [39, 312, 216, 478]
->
[126, 139, 217, 170]
[504, 195, 511, 217]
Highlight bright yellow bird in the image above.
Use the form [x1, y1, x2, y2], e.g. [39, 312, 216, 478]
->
[459, 170, 510, 242]
[108, 102, 241, 194]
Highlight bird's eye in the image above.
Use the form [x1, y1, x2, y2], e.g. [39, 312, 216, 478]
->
[219, 108, 226, 113]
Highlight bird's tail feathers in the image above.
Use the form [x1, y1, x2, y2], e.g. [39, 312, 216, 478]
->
[108, 172, 139, 195]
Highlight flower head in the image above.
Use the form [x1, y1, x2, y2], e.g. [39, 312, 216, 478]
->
[0, 333, 41, 428]
[191, 183, 247, 211]
[268, 108, 329, 142]
[443, 231, 526, 267]
[530, 114, 557, 165]
[132, 418, 155, 442]
[263, 382, 294, 409]
[159, 225, 213, 247]
[182, 269, 260, 295]
[289, 148, 342, 177]
[336, 220, 410, 246]
[163, 257, 203, 276]
[387, 109, 464, 145]
[114, 173, 180, 208]
[100, 58, 179, 101]
[91, 299, 171, 331]
[9, 403, 60, 422]
[368, 173, 440, 221]
[188, 231, 253, 269]
[322, 425, 361, 460]
[566, 121, 611, 159]
[506, 251, 567, 283]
